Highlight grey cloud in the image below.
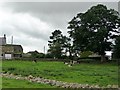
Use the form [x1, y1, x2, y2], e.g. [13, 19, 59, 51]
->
[4, 2, 118, 33]
[118, 1, 120, 13]
[13, 24, 49, 41]
[4, 2, 118, 14]
[1, 2, 118, 53]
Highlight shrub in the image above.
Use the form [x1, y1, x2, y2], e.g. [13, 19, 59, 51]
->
[80, 51, 93, 58]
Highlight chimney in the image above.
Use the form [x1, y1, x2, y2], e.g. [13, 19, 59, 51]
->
[4, 34, 6, 45]
[4, 34, 6, 39]
[11, 36, 13, 44]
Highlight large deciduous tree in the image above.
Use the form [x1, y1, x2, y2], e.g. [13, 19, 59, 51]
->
[68, 4, 120, 62]
[113, 36, 120, 59]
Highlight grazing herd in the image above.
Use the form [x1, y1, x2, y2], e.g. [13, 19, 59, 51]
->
[32, 59, 80, 67]
[64, 60, 80, 67]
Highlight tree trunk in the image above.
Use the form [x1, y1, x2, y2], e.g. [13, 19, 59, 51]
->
[69, 51, 72, 59]
[101, 55, 106, 63]
[68, 47, 72, 59]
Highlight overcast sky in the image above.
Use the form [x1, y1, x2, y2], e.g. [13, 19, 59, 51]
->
[0, 1, 119, 53]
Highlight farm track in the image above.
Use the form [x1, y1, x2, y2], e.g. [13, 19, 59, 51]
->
[1, 72, 118, 89]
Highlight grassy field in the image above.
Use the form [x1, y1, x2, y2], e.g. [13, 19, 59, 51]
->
[2, 77, 56, 88]
[2, 60, 118, 87]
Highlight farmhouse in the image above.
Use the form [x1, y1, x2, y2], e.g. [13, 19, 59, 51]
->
[0, 34, 23, 59]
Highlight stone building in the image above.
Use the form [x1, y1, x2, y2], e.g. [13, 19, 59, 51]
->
[0, 34, 23, 59]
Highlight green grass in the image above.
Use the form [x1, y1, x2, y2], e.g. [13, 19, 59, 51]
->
[0, 76, 2, 89]
[2, 77, 56, 88]
[2, 60, 118, 87]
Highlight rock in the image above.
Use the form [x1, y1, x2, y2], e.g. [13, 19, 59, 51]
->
[16, 77, 21, 80]
[18, 75, 22, 77]
[36, 80, 41, 83]
[1, 72, 108, 89]
[24, 77, 28, 80]
[111, 85, 118, 88]
[55, 81, 63, 87]
[107, 85, 112, 88]
[49, 80, 56, 86]
[94, 85, 100, 88]
[6, 72, 9, 75]
[28, 75, 33, 79]
[34, 77, 40, 82]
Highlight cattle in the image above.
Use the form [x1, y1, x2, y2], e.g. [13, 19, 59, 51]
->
[64, 60, 80, 67]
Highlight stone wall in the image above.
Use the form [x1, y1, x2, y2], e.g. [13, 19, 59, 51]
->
[1, 72, 118, 89]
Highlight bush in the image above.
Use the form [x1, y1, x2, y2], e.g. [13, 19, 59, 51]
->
[80, 51, 93, 58]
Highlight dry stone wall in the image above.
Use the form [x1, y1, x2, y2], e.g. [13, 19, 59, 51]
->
[1, 72, 118, 89]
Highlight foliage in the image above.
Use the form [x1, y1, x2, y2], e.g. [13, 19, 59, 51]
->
[48, 30, 72, 59]
[28, 50, 45, 58]
[48, 30, 63, 59]
[44, 53, 53, 58]
[2, 60, 118, 86]
[68, 4, 120, 61]
[80, 51, 93, 58]
[38, 53, 45, 58]
[61, 36, 72, 58]
[113, 36, 120, 59]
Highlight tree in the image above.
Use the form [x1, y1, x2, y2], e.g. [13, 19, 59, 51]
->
[80, 51, 93, 58]
[48, 30, 63, 59]
[28, 50, 40, 58]
[61, 36, 72, 58]
[68, 4, 120, 62]
[113, 36, 120, 59]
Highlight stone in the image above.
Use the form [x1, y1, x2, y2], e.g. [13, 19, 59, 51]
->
[55, 81, 63, 87]
[16, 77, 21, 80]
[107, 85, 112, 88]
[112, 85, 118, 88]
[28, 75, 33, 79]
[1, 72, 106, 89]
[49, 80, 56, 86]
